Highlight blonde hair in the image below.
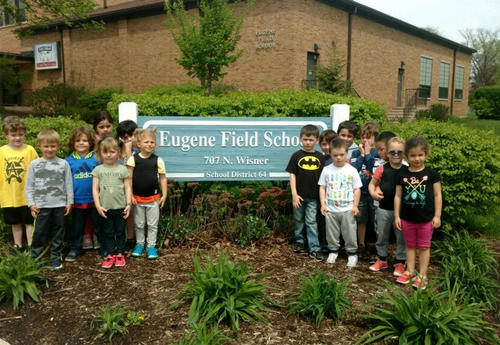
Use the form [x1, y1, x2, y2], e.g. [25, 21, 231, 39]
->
[387, 136, 405, 148]
[37, 128, 60, 144]
[96, 136, 120, 162]
[134, 128, 157, 142]
[2, 116, 26, 134]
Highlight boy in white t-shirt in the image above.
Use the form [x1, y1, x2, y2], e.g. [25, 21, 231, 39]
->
[319, 138, 362, 267]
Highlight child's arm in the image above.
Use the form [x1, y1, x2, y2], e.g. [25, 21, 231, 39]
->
[432, 181, 442, 229]
[159, 173, 167, 209]
[394, 185, 402, 230]
[127, 165, 137, 205]
[25, 163, 38, 218]
[64, 163, 74, 216]
[123, 176, 132, 219]
[319, 185, 327, 216]
[289, 173, 302, 208]
[368, 178, 383, 201]
[92, 176, 107, 218]
[352, 188, 360, 216]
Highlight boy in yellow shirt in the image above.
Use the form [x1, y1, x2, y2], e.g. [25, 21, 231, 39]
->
[0, 116, 38, 251]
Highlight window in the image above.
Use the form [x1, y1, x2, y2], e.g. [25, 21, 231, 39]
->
[419, 56, 432, 99]
[0, 8, 3, 26]
[455, 66, 464, 100]
[0, 0, 25, 26]
[439, 61, 450, 99]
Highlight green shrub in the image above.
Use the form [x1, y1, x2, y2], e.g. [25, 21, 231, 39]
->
[91, 305, 145, 341]
[157, 213, 198, 246]
[109, 89, 386, 126]
[288, 270, 351, 325]
[356, 282, 500, 345]
[142, 83, 204, 96]
[169, 323, 229, 345]
[226, 215, 270, 247]
[30, 80, 85, 115]
[462, 205, 500, 237]
[384, 120, 500, 230]
[470, 86, 500, 120]
[170, 251, 273, 331]
[0, 251, 48, 309]
[53, 106, 97, 124]
[415, 104, 449, 121]
[78, 87, 123, 110]
[210, 83, 238, 96]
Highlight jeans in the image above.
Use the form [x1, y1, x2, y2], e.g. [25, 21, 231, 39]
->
[31, 207, 65, 264]
[100, 208, 126, 255]
[133, 200, 160, 248]
[70, 207, 103, 255]
[375, 208, 406, 260]
[293, 198, 320, 252]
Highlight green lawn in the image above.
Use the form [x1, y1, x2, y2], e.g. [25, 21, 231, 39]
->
[450, 113, 500, 136]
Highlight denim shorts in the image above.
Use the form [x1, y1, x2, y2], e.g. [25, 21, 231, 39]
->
[356, 195, 375, 224]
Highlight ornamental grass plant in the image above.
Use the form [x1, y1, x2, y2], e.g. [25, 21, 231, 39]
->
[169, 323, 230, 345]
[90, 305, 145, 341]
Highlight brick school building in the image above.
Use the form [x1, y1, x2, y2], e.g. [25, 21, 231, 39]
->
[0, 0, 474, 116]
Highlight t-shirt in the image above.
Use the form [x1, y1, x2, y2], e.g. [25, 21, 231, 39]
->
[318, 163, 362, 213]
[0, 145, 38, 207]
[126, 153, 166, 197]
[373, 163, 403, 211]
[396, 166, 440, 223]
[350, 147, 377, 195]
[66, 151, 99, 204]
[92, 164, 129, 210]
[286, 150, 324, 200]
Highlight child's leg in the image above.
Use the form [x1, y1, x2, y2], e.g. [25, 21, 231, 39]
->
[292, 203, 306, 245]
[304, 199, 320, 252]
[70, 208, 86, 254]
[25, 224, 33, 246]
[90, 207, 106, 256]
[394, 227, 406, 262]
[113, 209, 126, 255]
[31, 209, 51, 259]
[416, 221, 433, 277]
[374, 208, 392, 260]
[145, 201, 160, 248]
[12, 224, 23, 247]
[133, 204, 146, 246]
[101, 212, 116, 255]
[418, 248, 430, 277]
[340, 210, 358, 255]
[357, 222, 366, 248]
[325, 212, 341, 252]
[401, 219, 418, 274]
[49, 207, 65, 264]
[406, 248, 416, 273]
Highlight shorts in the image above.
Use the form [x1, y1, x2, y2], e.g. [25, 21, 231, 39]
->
[356, 194, 375, 224]
[2, 206, 34, 225]
[401, 219, 433, 248]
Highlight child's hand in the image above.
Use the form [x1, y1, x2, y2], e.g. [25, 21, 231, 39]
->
[372, 188, 384, 201]
[64, 204, 72, 216]
[394, 216, 402, 231]
[123, 205, 131, 219]
[131, 196, 137, 206]
[159, 196, 167, 209]
[432, 216, 441, 229]
[97, 206, 107, 218]
[320, 204, 327, 216]
[292, 194, 303, 208]
[352, 206, 360, 217]
[359, 143, 366, 156]
[30, 205, 39, 219]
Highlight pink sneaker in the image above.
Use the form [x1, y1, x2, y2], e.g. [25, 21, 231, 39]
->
[369, 259, 388, 272]
[101, 255, 115, 268]
[412, 275, 428, 290]
[396, 271, 415, 285]
[393, 263, 406, 277]
[115, 254, 126, 267]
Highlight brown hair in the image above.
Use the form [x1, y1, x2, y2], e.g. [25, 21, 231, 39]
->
[337, 120, 357, 137]
[37, 128, 60, 144]
[319, 129, 337, 143]
[96, 136, 120, 162]
[330, 137, 348, 152]
[2, 116, 26, 134]
[299, 124, 320, 138]
[359, 121, 380, 139]
[68, 126, 96, 152]
[405, 136, 430, 155]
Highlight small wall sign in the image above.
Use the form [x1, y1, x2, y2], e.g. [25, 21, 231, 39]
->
[34, 42, 59, 70]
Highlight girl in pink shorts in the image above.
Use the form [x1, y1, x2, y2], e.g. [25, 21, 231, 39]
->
[394, 136, 442, 289]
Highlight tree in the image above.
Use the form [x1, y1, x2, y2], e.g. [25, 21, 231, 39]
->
[0, 0, 101, 38]
[422, 26, 442, 36]
[315, 42, 351, 95]
[461, 28, 500, 88]
[165, 0, 251, 95]
[0, 56, 31, 98]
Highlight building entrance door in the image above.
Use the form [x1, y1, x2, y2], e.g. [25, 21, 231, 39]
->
[306, 52, 318, 88]
[397, 68, 404, 106]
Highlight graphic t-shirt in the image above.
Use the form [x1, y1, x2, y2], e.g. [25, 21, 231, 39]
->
[66, 151, 99, 204]
[318, 163, 362, 213]
[92, 165, 129, 210]
[286, 150, 324, 200]
[0, 145, 38, 207]
[396, 166, 440, 223]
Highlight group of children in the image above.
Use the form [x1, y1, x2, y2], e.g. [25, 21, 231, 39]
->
[287, 121, 442, 289]
[0, 114, 167, 270]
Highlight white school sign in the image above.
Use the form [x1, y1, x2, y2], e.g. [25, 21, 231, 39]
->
[119, 103, 349, 181]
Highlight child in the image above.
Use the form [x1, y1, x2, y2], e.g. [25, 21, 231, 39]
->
[286, 124, 324, 261]
[319, 129, 337, 166]
[394, 136, 442, 289]
[351, 121, 379, 253]
[127, 128, 167, 259]
[319, 138, 362, 267]
[368, 137, 406, 276]
[93, 111, 114, 142]
[65, 127, 102, 261]
[337, 121, 358, 161]
[92, 137, 132, 268]
[26, 129, 73, 270]
[0, 116, 38, 251]
[374, 131, 396, 171]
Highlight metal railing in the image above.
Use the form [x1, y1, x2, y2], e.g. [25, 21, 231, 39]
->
[403, 88, 428, 118]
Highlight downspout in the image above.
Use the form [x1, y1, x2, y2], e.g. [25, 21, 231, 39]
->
[450, 47, 457, 115]
[59, 26, 66, 85]
[347, 8, 355, 81]
[103, 0, 107, 8]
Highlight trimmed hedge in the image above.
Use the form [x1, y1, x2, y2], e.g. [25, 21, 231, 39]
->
[108, 89, 387, 126]
[470, 87, 500, 120]
[385, 119, 500, 230]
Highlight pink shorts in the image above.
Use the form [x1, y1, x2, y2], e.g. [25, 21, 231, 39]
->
[401, 219, 433, 248]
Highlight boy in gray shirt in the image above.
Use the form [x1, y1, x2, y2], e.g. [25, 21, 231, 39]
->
[26, 129, 73, 270]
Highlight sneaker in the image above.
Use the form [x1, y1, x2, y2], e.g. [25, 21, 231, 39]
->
[147, 247, 158, 260]
[396, 271, 415, 285]
[131, 244, 145, 257]
[82, 238, 93, 250]
[393, 263, 406, 277]
[326, 252, 338, 264]
[308, 251, 325, 261]
[51, 260, 63, 270]
[347, 255, 358, 268]
[368, 257, 378, 265]
[65, 250, 79, 262]
[356, 244, 366, 254]
[412, 275, 428, 290]
[294, 242, 306, 253]
[101, 255, 115, 268]
[115, 253, 126, 267]
[12, 244, 24, 254]
[369, 259, 388, 272]
[93, 235, 100, 250]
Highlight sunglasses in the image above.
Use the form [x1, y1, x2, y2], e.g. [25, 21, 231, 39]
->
[388, 150, 403, 156]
